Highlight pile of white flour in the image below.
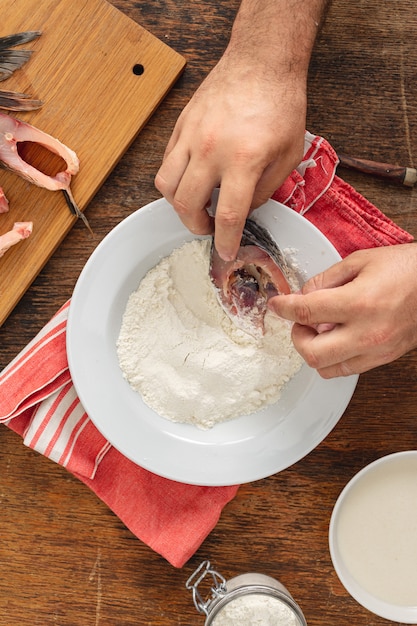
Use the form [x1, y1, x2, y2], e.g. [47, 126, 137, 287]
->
[212, 594, 302, 625]
[116, 239, 302, 429]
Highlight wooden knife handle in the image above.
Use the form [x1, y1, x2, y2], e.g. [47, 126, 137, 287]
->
[337, 153, 417, 187]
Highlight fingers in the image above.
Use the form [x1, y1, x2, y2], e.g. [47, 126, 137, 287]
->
[250, 140, 305, 209]
[269, 287, 351, 327]
[154, 148, 188, 207]
[313, 344, 396, 379]
[269, 284, 370, 377]
[300, 254, 364, 293]
[290, 322, 396, 379]
[155, 76, 308, 259]
[156, 142, 262, 260]
[156, 149, 299, 261]
[214, 171, 260, 260]
[269, 252, 373, 326]
[155, 147, 215, 236]
[268, 275, 372, 377]
[250, 161, 293, 209]
[291, 322, 353, 370]
[269, 246, 417, 379]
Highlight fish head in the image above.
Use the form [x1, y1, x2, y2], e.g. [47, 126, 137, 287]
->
[210, 220, 293, 335]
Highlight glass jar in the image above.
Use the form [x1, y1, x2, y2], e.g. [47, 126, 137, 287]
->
[186, 560, 307, 625]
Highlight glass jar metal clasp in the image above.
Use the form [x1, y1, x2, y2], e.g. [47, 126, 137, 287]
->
[186, 560, 227, 616]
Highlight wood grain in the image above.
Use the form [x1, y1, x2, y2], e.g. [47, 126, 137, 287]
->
[0, 0, 185, 325]
[1, 0, 417, 624]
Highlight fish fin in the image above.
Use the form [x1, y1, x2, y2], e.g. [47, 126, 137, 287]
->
[62, 189, 94, 236]
[0, 31, 42, 82]
[0, 89, 43, 110]
[0, 50, 33, 79]
[0, 31, 42, 51]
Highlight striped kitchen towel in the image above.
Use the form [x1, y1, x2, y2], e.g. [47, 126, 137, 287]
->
[0, 300, 110, 479]
[0, 300, 239, 568]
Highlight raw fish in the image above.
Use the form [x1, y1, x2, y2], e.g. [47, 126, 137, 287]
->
[0, 221, 32, 257]
[210, 219, 293, 334]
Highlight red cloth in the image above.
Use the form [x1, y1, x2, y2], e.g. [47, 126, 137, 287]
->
[0, 300, 239, 568]
[0, 132, 413, 568]
[272, 133, 412, 255]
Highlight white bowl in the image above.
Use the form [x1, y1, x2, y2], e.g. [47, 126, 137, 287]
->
[329, 451, 417, 623]
[67, 193, 358, 486]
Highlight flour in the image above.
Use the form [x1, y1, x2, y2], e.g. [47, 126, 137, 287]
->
[116, 239, 303, 429]
[211, 594, 301, 626]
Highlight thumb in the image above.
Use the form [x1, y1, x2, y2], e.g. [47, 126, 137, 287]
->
[300, 255, 361, 295]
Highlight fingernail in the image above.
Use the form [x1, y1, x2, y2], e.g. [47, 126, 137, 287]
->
[316, 323, 336, 333]
[218, 251, 235, 262]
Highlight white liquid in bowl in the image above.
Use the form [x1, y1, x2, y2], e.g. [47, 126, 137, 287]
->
[330, 452, 417, 614]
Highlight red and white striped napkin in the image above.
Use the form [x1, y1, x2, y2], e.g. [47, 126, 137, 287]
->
[0, 300, 111, 478]
[0, 302, 239, 568]
[0, 133, 413, 568]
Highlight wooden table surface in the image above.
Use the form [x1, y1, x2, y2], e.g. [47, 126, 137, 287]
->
[1, 1, 417, 624]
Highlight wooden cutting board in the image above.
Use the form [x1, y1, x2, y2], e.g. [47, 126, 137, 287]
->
[0, 0, 186, 326]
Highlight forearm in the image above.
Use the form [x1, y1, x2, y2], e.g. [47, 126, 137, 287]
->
[226, 0, 331, 80]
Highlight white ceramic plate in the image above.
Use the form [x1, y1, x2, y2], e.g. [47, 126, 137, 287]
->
[67, 194, 358, 486]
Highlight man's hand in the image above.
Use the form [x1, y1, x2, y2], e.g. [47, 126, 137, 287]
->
[269, 244, 417, 377]
[155, 55, 306, 261]
[155, 0, 330, 261]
